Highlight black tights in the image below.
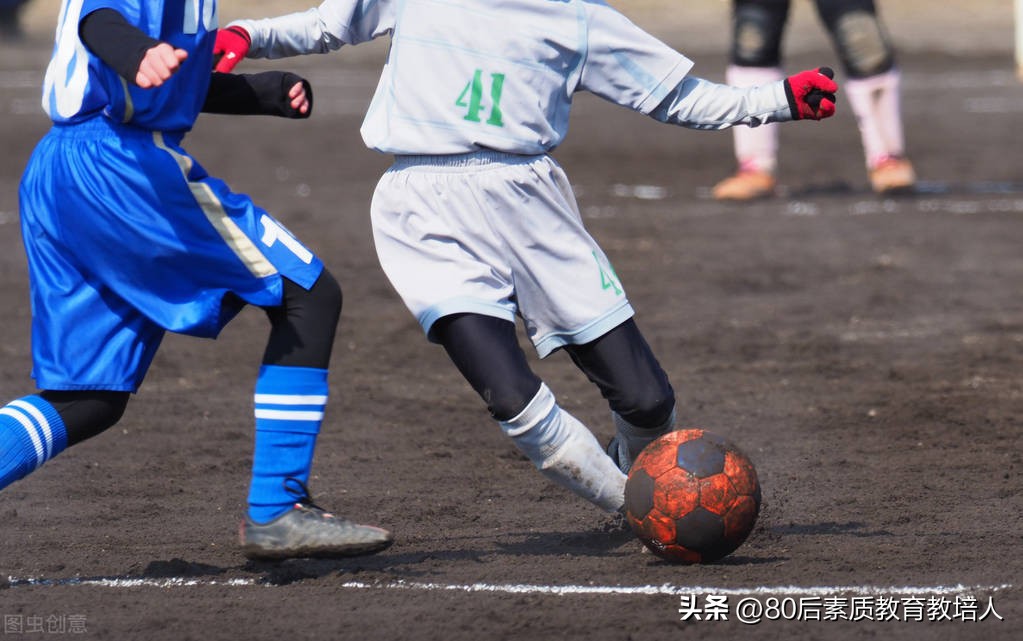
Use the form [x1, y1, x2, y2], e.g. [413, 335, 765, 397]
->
[43, 271, 342, 446]
[432, 313, 675, 425]
[731, 0, 895, 78]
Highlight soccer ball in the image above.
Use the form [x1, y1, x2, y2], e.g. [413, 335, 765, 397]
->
[623, 429, 761, 563]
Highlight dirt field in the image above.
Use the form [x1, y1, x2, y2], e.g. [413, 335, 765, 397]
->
[1, 2, 1022, 640]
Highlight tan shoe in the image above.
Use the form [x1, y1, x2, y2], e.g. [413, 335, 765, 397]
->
[712, 170, 777, 201]
[869, 156, 916, 194]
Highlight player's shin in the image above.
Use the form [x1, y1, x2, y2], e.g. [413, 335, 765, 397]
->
[499, 383, 626, 513]
[845, 69, 907, 168]
[0, 396, 68, 490]
[247, 365, 328, 523]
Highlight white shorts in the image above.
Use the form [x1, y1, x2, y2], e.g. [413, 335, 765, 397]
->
[371, 150, 634, 357]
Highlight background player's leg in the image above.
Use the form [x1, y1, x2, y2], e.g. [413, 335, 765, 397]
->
[0, 0, 27, 40]
[716, 66, 783, 197]
[713, 0, 791, 201]
[247, 271, 340, 523]
[845, 70, 913, 192]
[433, 313, 626, 512]
[816, 0, 915, 193]
[563, 319, 676, 473]
[0, 390, 129, 490]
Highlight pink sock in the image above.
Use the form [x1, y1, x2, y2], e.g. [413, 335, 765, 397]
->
[845, 69, 907, 169]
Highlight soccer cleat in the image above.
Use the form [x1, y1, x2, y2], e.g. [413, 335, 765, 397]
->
[240, 481, 393, 560]
[869, 155, 916, 194]
[606, 435, 630, 474]
[711, 169, 777, 201]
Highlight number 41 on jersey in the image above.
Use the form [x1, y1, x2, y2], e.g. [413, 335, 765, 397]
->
[457, 69, 505, 127]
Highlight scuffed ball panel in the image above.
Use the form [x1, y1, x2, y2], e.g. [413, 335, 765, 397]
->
[673, 429, 705, 444]
[630, 432, 683, 479]
[697, 473, 738, 516]
[652, 467, 700, 518]
[674, 506, 725, 553]
[724, 450, 759, 496]
[623, 468, 656, 520]
[632, 510, 676, 552]
[676, 437, 726, 479]
[724, 495, 760, 545]
[653, 543, 702, 564]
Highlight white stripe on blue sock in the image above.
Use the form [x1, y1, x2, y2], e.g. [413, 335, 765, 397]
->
[10, 399, 58, 461]
[0, 407, 46, 469]
[254, 393, 329, 405]
[0, 396, 67, 490]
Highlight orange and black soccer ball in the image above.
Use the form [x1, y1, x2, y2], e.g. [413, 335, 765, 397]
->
[623, 429, 761, 564]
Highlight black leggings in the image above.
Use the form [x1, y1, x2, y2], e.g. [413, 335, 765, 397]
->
[43, 270, 342, 446]
[731, 0, 895, 78]
[433, 313, 675, 426]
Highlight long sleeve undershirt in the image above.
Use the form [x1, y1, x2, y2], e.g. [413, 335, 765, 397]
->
[77, 9, 311, 118]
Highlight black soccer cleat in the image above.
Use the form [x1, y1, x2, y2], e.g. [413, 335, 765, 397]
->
[240, 481, 393, 560]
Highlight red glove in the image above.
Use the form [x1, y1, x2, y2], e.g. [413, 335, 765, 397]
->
[212, 26, 251, 73]
[784, 67, 837, 120]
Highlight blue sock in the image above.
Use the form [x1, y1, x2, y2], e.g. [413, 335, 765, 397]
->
[0, 396, 67, 491]
[247, 365, 328, 523]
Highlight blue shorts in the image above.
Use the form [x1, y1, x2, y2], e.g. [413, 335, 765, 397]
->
[18, 117, 323, 392]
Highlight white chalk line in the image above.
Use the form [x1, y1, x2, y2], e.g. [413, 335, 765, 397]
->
[5, 575, 1013, 597]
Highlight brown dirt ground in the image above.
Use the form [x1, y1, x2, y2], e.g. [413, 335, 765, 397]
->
[1, 2, 1022, 640]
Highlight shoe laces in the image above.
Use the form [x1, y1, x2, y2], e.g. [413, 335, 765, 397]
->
[871, 154, 906, 170]
[282, 477, 333, 516]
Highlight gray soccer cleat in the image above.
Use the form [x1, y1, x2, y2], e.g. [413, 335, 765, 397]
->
[240, 483, 393, 560]
[606, 436, 631, 474]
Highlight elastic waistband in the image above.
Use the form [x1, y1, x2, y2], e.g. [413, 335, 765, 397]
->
[49, 116, 184, 145]
[391, 149, 546, 171]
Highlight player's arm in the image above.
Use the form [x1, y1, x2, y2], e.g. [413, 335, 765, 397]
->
[78, 8, 187, 89]
[212, 0, 395, 72]
[203, 72, 312, 118]
[577, 3, 835, 129]
[212, 10, 348, 73]
[649, 68, 837, 129]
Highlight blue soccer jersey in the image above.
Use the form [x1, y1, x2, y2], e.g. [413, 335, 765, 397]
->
[21, 0, 323, 392]
[43, 0, 218, 130]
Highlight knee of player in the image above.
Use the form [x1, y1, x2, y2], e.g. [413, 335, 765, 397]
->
[312, 269, 343, 315]
[731, 5, 785, 67]
[486, 379, 544, 423]
[831, 10, 895, 77]
[87, 393, 129, 432]
[613, 382, 676, 429]
[41, 390, 131, 446]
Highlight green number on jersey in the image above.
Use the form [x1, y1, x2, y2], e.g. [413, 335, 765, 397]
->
[593, 252, 623, 296]
[456, 69, 505, 127]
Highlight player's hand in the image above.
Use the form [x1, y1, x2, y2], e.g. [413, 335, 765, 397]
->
[287, 79, 311, 116]
[784, 67, 838, 120]
[213, 26, 251, 73]
[136, 43, 188, 89]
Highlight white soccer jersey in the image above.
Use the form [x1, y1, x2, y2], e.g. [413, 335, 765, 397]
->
[232, 0, 793, 155]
